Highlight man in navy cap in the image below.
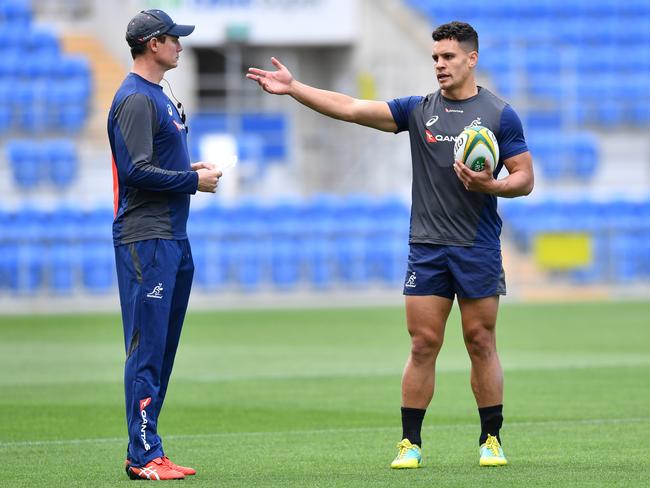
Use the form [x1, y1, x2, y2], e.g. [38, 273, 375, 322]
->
[108, 9, 221, 480]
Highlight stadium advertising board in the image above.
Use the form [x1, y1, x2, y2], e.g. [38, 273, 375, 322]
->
[143, 0, 360, 45]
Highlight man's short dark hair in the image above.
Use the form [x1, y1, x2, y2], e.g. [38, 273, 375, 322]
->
[130, 34, 167, 60]
[432, 21, 479, 53]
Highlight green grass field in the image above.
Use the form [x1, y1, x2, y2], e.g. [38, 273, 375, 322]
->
[1, 301, 649, 487]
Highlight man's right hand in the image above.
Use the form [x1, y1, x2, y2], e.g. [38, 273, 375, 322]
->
[246, 57, 294, 95]
[196, 168, 221, 193]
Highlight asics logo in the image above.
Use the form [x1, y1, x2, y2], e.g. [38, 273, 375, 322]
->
[425, 116, 438, 126]
[136, 466, 160, 480]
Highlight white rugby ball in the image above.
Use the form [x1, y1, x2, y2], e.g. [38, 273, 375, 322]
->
[454, 125, 499, 172]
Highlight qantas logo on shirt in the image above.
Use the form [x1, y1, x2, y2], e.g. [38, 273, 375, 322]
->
[173, 120, 186, 132]
[425, 130, 457, 144]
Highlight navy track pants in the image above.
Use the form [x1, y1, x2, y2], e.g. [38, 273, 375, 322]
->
[114, 238, 194, 467]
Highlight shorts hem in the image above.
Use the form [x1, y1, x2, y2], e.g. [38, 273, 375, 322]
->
[457, 290, 507, 299]
[403, 290, 455, 299]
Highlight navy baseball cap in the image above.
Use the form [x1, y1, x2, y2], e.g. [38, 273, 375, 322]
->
[126, 9, 195, 47]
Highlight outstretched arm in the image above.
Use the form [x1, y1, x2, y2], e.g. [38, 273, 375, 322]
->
[247, 57, 397, 132]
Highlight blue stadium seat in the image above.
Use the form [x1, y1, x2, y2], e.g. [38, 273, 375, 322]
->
[191, 238, 229, 290]
[231, 239, 268, 291]
[611, 233, 643, 282]
[270, 237, 301, 289]
[45, 80, 90, 131]
[301, 194, 340, 235]
[618, 0, 650, 17]
[365, 233, 408, 285]
[24, 53, 60, 78]
[59, 105, 88, 132]
[0, 102, 12, 134]
[0, 0, 32, 26]
[48, 243, 78, 294]
[302, 235, 334, 290]
[525, 46, 562, 75]
[334, 235, 369, 286]
[569, 133, 599, 179]
[266, 200, 303, 239]
[6, 140, 43, 188]
[229, 199, 267, 240]
[80, 208, 113, 240]
[80, 242, 115, 293]
[15, 243, 47, 294]
[27, 28, 59, 55]
[0, 242, 19, 291]
[524, 109, 563, 131]
[44, 206, 83, 241]
[371, 196, 410, 236]
[527, 75, 566, 100]
[569, 232, 608, 284]
[55, 56, 91, 80]
[46, 139, 77, 186]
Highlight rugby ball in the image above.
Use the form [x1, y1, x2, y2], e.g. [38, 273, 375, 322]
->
[454, 126, 499, 172]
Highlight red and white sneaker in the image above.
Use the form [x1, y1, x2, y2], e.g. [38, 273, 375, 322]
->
[162, 456, 196, 476]
[125, 457, 185, 480]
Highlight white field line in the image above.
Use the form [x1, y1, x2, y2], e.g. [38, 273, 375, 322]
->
[1, 417, 648, 450]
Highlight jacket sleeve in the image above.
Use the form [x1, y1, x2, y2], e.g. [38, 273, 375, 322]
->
[111, 93, 198, 194]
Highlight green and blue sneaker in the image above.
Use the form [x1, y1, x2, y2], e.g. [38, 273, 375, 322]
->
[390, 439, 422, 469]
[479, 434, 508, 466]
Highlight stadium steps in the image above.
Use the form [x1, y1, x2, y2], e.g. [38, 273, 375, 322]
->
[60, 33, 126, 143]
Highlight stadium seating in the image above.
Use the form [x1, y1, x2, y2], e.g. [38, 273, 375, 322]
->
[5, 139, 78, 188]
[1, 193, 649, 295]
[0, 196, 411, 295]
[0, 0, 91, 134]
[527, 132, 599, 180]
[406, 0, 650, 129]
[501, 197, 650, 284]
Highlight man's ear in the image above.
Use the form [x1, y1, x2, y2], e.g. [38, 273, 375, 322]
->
[468, 51, 478, 68]
[149, 38, 159, 53]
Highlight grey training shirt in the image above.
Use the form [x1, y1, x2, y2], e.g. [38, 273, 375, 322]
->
[388, 87, 528, 250]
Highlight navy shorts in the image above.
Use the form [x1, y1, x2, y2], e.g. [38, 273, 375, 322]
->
[403, 243, 506, 299]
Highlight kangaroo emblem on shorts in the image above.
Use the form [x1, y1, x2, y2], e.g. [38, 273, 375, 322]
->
[146, 283, 164, 299]
[405, 272, 417, 288]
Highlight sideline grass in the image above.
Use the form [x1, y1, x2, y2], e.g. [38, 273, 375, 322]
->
[1, 302, 648, 487]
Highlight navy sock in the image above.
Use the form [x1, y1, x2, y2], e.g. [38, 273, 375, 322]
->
[401, 407, 426, 447]
[478, 404, 503, 445]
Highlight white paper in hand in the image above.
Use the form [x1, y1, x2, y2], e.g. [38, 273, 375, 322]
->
[216, 155, 238, 172]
